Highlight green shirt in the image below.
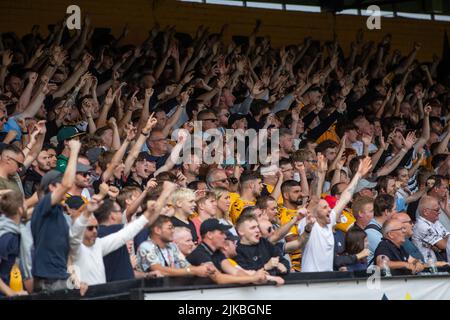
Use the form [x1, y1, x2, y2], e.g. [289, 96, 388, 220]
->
[0, 176, 21, 194]
[56, 155, 68, 173]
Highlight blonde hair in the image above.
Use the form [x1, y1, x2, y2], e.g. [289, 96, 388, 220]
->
[212, 187, 229, 200]
[169, 188, 196, 206]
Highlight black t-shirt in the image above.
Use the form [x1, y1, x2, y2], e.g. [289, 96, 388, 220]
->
[98, 224, 135, 282]
[170, 217, 198, 244]
[374, 238, 412, 275]
[186, 242, 227, 271]
[235, 237, 290, 276]
[123, 175, 149, 191]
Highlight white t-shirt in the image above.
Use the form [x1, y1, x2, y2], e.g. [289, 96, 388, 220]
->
[298, 209, 337, 272]
[412, 216, 449, 262]
[351, 141, 378, 156]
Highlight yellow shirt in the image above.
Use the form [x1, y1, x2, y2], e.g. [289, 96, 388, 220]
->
[229, 192, 255, 225]
[279, 206, 302, 272]
[315, 124, 339, 144]
[264, 184, 284, 206]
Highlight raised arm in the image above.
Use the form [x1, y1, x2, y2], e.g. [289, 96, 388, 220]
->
[333, 157, 372, 218]
[102, 125, 135, 182]
[123, 113, 157, 177]
[51, 139, 81, 206]
[413, 105, 431, 152]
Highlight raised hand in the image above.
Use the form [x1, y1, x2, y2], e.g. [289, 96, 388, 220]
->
[107, 186, 120, 200]
[28, 72, 38, 85]
[124, 123, 137, 142]
[305, 209, 316, 232]
[356, 156, 372, 177]
[317, 152, 328, 175]
[87, 196, 103, 212]
[145, 87, 154, 99]
[146, 178, 158, 190]
[143, 112, 158, 134]
[403, 131, 417, 150]
[251, 81, 265, 97]
[179, 91, 190, 107]
[107, 117, 117, 128]
[68, 139, 81, 153]
[104, 88, 115, 105]
[2, 50, 13, 66]
[294, 161, 305, 173]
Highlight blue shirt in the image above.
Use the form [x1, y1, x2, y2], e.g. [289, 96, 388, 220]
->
[0, 233, 20, 287]
[2, 118, 22, 142]
[31, 193, 70, 279]
[365, 219, 383, 265]
[402, 238, 425, 262]
[98, 224, 134, 282]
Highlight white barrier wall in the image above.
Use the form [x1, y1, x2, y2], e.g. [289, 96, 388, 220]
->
[144, 276, 450, 300]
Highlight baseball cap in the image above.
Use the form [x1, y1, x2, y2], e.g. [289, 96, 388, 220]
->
[76, 163, 92, 173]
[86, 147, 104, 165]
[355, 179, 378, 193]
[200, 219, 232, 237]
[57, 126, 85, 143]
[65, 196, 85, 210]
[40, 170, 63, 191]
[228, 113, 247, 128]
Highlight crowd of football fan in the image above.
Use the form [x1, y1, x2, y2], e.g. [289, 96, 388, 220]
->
[0, 17, 449, 297]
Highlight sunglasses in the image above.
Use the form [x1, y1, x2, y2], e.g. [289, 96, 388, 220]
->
[7, 156, 24, 169]
[77, 172, 90, 177]
[201, 118, 218, 122]
[86, 225, 98, 231]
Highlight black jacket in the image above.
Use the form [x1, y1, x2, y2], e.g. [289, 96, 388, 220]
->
[22, 167, 43, 198]
[235, 237, 290, 276]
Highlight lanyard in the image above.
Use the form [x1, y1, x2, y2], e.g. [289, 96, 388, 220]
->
[156, 245, 172, 267]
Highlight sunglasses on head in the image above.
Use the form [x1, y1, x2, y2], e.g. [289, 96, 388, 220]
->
[86, 225, 98, 231]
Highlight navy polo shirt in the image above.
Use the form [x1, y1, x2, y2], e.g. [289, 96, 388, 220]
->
[98, 224, 135, 282]
[31, 193, 70, 279]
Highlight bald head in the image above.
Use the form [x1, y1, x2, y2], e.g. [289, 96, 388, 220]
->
[418, 195, 441, 223]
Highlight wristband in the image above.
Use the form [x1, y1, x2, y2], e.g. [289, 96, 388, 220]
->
[21, 131, 29, 134]
[304, 227, 312, 234]
[141, 131, 150, 137]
